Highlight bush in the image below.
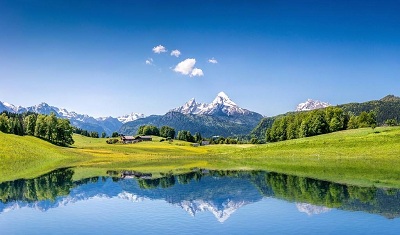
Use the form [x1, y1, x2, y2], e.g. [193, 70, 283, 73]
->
[106, 139, 119, 144]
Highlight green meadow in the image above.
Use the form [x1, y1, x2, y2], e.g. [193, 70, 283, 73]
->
[1, 126, 400, 188]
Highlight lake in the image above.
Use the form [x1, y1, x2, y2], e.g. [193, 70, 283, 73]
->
[1, 168, 400, 234]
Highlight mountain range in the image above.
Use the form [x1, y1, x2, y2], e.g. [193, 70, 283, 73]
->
[7, 93, 397, 138]
[119, 92, 264, 137]
[0, 101, 146, 135]
[0, 93, 336, 137]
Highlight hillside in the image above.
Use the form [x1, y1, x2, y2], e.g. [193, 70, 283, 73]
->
[1, 127, 400, 188]
[339, 95, 400, 123]
[119, 111, 263, 137]
[252, 95, 400, 138]
[0, 132, 89, 182]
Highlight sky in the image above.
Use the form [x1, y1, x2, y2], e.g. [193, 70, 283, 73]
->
[0, 0, 399, 117]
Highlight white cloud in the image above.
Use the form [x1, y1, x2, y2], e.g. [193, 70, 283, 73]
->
[208, 58, 218, 64]
[145, 58, 153, 65]
[152, 45, 167, 54]
[174, 58, 196, 75]
[190, 68, 204, 77]
[170, 49, 181, 57]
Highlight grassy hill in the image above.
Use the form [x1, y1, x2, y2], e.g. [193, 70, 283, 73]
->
[1, 127, 400, 187]
[0, 132, 89, 182]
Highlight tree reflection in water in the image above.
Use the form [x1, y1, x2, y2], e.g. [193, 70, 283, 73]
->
[1, 168, 400, 219]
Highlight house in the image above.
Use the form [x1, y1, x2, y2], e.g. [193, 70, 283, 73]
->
[121, 136, 135, 144]
[138, 136, 153, 141]
[201, 141, 210, 146]
[121, 135, 153, 144]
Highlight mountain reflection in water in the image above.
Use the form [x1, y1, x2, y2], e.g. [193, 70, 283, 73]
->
[1, 168, 400, 222]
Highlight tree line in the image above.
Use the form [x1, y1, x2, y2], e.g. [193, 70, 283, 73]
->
[73, 128, 108, 138]
[0, 111, 74, 146]
[137, 125, 176, 139]
[266, 107, 377, 142]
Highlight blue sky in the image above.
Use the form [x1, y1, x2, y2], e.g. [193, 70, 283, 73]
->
[0, 0, 399, 117]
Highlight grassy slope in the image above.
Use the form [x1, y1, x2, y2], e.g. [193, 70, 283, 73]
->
[1, 127, 400, 187]
[0, 132, 91, 182]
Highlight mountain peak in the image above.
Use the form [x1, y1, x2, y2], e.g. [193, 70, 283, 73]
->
[212, 91, 237, 107]
[296, 99, 331, 112]
[217, 91, 229, 99]
[170, 92, 261, 117]
[380, 95, 400, 102]
[117, 113, 146, 124]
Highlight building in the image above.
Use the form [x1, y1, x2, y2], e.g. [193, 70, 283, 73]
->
[121, 135, 153, 144]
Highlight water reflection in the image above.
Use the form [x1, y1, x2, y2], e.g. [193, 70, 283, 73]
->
[1, 168, 400, 221]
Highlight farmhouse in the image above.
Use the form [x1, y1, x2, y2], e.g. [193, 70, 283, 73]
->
[121, 135, 153, 144]
[201, 141, 210, 146]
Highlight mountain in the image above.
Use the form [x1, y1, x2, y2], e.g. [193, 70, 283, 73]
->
[170, 98, 208, 115]
[296, 99, 331, 111]
[338, 94, 400, 124]
[117, 113, 146, 124]
[0, 101, 145, 135]
[120, 92, 263, 137]
[171, 91, 256, 116]
[0, 169, 264, 223]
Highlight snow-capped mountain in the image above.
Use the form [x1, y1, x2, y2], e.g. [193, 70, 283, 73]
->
[178, 199, 247, 223]
[121, 91, 263, 137]
[296, 99, 331, 111]
[296, 203, 332, 216]
[170, 98, 208, 115]
[171, 92, 258, 117]
[117, 113, 146, 124]
[0, 101, 145, 135]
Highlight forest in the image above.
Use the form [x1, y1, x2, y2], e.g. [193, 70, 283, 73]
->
[0, 111, 74, 146]
[265, 107, 377, 142]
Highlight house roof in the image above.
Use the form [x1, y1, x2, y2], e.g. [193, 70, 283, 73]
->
[122, 136, 135, 140]
[139, 135, 152, 139]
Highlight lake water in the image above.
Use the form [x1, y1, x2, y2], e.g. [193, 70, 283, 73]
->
[1, 168, 400, 235]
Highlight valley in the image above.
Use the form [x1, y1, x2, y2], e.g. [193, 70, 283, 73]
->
[1, 126, 400, 188]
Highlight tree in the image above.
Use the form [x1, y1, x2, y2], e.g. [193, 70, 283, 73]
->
[137, 125, 145, 135]
[34, 114, 46, 138]
[310, 110, 329, 135]
[160, 126, 175, 139]
[177, 130, 194, 142]
[24, 114, 37, 136]
[111, 132, 119, 137]
[385, 119, 398, 126]
[358, 111, 370, 128]
[44, 112, 57, 141]
[143, 125, 160, 136]
[367, 111, 377, 129]
[0, 113, 10, 133]
[347, 115, 359, 129]
[90, 132, 99, 138]
[194, 132, 202, 143]
[101, 132, 106, 138]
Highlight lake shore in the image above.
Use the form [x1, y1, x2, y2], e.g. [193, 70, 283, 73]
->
[1, 126, 400, 188]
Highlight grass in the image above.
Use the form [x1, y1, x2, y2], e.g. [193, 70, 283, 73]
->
[1, 127, 400, 188]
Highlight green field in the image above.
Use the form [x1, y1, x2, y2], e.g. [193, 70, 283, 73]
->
[1, 127, 400, 187]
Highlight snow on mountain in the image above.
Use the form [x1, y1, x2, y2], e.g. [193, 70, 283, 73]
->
[170, 98, 208, 115]
[296, 99, 331, 112]
[117, 113, 146, 124]
[0, 100, 144, 135]
[296, 203, 332, 215]
[171, 91, 256, 117]
[178, 199, 247, 223]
